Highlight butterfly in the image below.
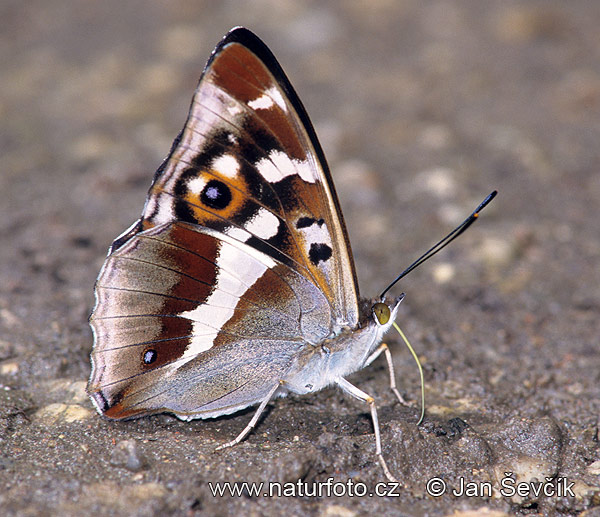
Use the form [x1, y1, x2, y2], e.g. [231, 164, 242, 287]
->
[87, 27, 495, 481]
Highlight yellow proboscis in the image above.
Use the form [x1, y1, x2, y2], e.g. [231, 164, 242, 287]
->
[393, 322, 425, 425]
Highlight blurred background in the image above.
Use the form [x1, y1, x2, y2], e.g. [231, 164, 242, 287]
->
[1, 1, 599, 515]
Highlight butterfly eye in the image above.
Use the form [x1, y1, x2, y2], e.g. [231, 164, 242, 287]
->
[372, 302, 391, 325]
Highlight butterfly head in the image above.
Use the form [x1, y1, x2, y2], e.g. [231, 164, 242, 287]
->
[370, 294, 405, 329]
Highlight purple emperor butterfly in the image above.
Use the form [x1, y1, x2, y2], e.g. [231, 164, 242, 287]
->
[88, 27, 494, 481]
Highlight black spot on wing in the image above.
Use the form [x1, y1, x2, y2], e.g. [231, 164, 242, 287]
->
[296, 216, 325, 229]
[180, 126, 283, 213]
[143, 349, 157, 365]
[296, 217, 313, 229]
[201, 180, 232, 210]
[309, 243, 332, 265]
[245, 236, 292, 268]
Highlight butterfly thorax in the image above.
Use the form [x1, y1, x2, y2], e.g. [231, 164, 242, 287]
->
[282, 296, 403, 395]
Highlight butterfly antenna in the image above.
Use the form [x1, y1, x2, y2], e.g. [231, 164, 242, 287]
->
[379, 190, 497, 299]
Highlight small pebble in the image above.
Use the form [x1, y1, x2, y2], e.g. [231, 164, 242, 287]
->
[109, 439, 149, 472]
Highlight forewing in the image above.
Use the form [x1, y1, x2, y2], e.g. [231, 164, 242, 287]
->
[134, 28, 359, 327]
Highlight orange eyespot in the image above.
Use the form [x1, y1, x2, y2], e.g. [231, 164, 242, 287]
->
[372, 302, 390, 325]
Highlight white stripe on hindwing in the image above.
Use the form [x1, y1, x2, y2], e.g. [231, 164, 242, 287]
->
[177, 229, 278, 362]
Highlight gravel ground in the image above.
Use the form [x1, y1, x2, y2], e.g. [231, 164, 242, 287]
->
[1, 1, 599, 515]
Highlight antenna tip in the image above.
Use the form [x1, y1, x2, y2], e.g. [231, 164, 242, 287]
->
[474, 190, 498, 216]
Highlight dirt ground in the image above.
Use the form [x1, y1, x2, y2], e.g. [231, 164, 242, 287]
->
[1, 1, 599, 515]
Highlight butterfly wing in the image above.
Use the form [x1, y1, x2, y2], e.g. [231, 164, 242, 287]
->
[88, 28, 360, 419]
[136, 27, 359, 327]
[89, 222, 333, 418]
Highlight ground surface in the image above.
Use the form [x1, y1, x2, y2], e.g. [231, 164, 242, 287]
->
[1, 1, 600, 516]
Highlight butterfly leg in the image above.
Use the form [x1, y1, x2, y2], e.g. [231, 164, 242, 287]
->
[335, 377, 398, 483]
[215, 381, 282, 451]
[364, 343, 408, 405]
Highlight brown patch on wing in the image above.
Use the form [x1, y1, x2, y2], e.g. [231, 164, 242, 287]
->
[88, 224, 226, 417]
[208, 44, 307, 161]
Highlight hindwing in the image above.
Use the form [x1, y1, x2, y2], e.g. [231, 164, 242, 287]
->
[89, 222, 332, 418]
